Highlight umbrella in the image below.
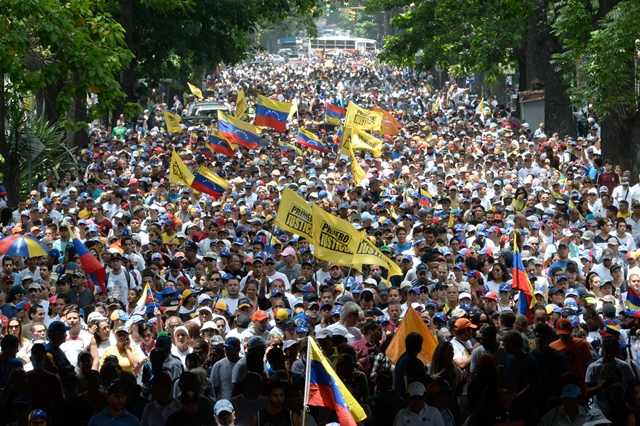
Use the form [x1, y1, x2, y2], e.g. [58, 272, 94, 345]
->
[0, 235, 49, 258]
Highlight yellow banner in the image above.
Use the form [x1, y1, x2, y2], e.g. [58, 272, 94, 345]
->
[344, 101, 383, 132]
[352, 237, 403, 277]
[273, 187, 314, 242]
[372, 106, 400, 135]
[163, 111, 182, 133]
[235, 88, 246, 119]
[187, 82, 203, 100]
[346, 125, 383, 157]
[311, 204, 361, 266]
[169, 149, 194, 186]
[349, 146, 368, 185]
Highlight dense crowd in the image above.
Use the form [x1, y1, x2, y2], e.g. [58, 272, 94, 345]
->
[0, 50, 629, 426]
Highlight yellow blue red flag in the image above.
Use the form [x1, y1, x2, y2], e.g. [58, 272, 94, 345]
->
[217, 111, 260, 149]
[254, 95, 292, 132]
[297, 129, 327, 153]
[306, 338, 367, 425]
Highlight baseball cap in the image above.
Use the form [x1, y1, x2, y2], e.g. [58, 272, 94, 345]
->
[555, 318, 573, 335]
[454, 318, 477, 331]
[247, 336, 267, 349]
[28, 409, 47, 423]
[214, 399, 235, 416]
[481, 291, 498, 301]
[224, 337, 241, 350]
[408, 382, 426, 397]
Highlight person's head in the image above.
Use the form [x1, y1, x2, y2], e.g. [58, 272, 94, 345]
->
[106, 381, 128, 413]
[265, 381, 286, 411]
[28, 409, 47, 426]
[213, 399, 236, 426]
[405, 331, 424, 356]
[502, 330, 524, 354]
[398, 370, 423, 401]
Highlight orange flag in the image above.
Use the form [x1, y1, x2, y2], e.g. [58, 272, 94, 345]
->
[385, 305, 438, 365]
[373, 106, 400, 136]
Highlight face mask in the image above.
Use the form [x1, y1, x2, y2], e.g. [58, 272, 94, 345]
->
[31, 359, 44, 370]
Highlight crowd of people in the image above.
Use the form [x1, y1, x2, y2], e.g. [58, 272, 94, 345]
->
[0, 49, 630, 426]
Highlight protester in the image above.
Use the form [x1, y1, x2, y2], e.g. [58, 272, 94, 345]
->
[0, 49, 626, 425]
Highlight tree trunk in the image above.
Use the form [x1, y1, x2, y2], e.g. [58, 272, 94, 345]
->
[525, 0, 576, 136]
[0, 80, 20, 208]
[601, 111, 640, 183]
[115, 0, 136, 127]
[67, 74, 89, 151]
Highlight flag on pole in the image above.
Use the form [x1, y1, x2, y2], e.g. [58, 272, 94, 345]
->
[254, 95, 292, 132]
[217, 111, 260, 149]
[297, 129, 327, 153]
[187, 82, 203, 100]
[385, 305, 438, 366]
[325, 103, 346, 124]
[420, 188, 433, 206]
[191, 167, 229, 198]
[235, 88, 246, 119]
[305, 338, 367, 425]
[68, 227, 107, 295]
[169, 149, 195, 186]
[163, 111, 182, 133]
[432, 97, 441, 114]
[372, 106, 400, 135]
[208, 131, 236, 157]
[344, 101, 383, 132]
[512, 231, 535, 322]
[136, 283, 153, 307]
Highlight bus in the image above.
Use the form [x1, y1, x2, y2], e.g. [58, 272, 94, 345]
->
[307, 36, 377, 54]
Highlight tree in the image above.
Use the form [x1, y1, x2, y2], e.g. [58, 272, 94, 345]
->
[0, 0, 133, 205]
[368, 0, 577, 137]
[551, 0, 640, 179]
[113, 0, 322, 119]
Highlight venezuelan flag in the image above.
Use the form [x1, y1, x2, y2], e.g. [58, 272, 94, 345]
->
[202, 144, 215, 159]
[297, 129, 327, 153]
[254, 95, 292, 132]
[512, 232, 534, 322]
[420, 188, 433, 206]
[325, 103, 346, 124]
[191, 166, 229, 198]
[306, 338, 367, 425]
[334, 127, 343, 145]
[136, 283, 153, 307]
[217, 111, 260, 150]
[403, 188, 414, 204]
[432, 98, 441, 114]
[69, 226, 107, 295]
[627, 287, 640, 310]
[279, 140, 303, 156]
[209, 131, 235, 157]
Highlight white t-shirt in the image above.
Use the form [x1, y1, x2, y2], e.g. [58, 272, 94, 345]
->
[106, 269, 134, 302]
[61, 329, 94, 367]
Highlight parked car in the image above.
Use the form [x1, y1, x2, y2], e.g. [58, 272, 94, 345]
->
[186, 102, 232, 117]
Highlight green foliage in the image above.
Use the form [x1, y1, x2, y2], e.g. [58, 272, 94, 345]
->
[0, 0, 133, 126]
[368, 0, 533, 82]
[551, 0, 640, 122]
[5, 106, 78, 199]
[128, 0, 323, 87]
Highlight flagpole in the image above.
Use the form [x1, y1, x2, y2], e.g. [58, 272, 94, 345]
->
[302, 337, 311, 426]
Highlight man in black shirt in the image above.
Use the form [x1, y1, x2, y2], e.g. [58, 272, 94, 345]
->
[251, 381, 300, 426]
